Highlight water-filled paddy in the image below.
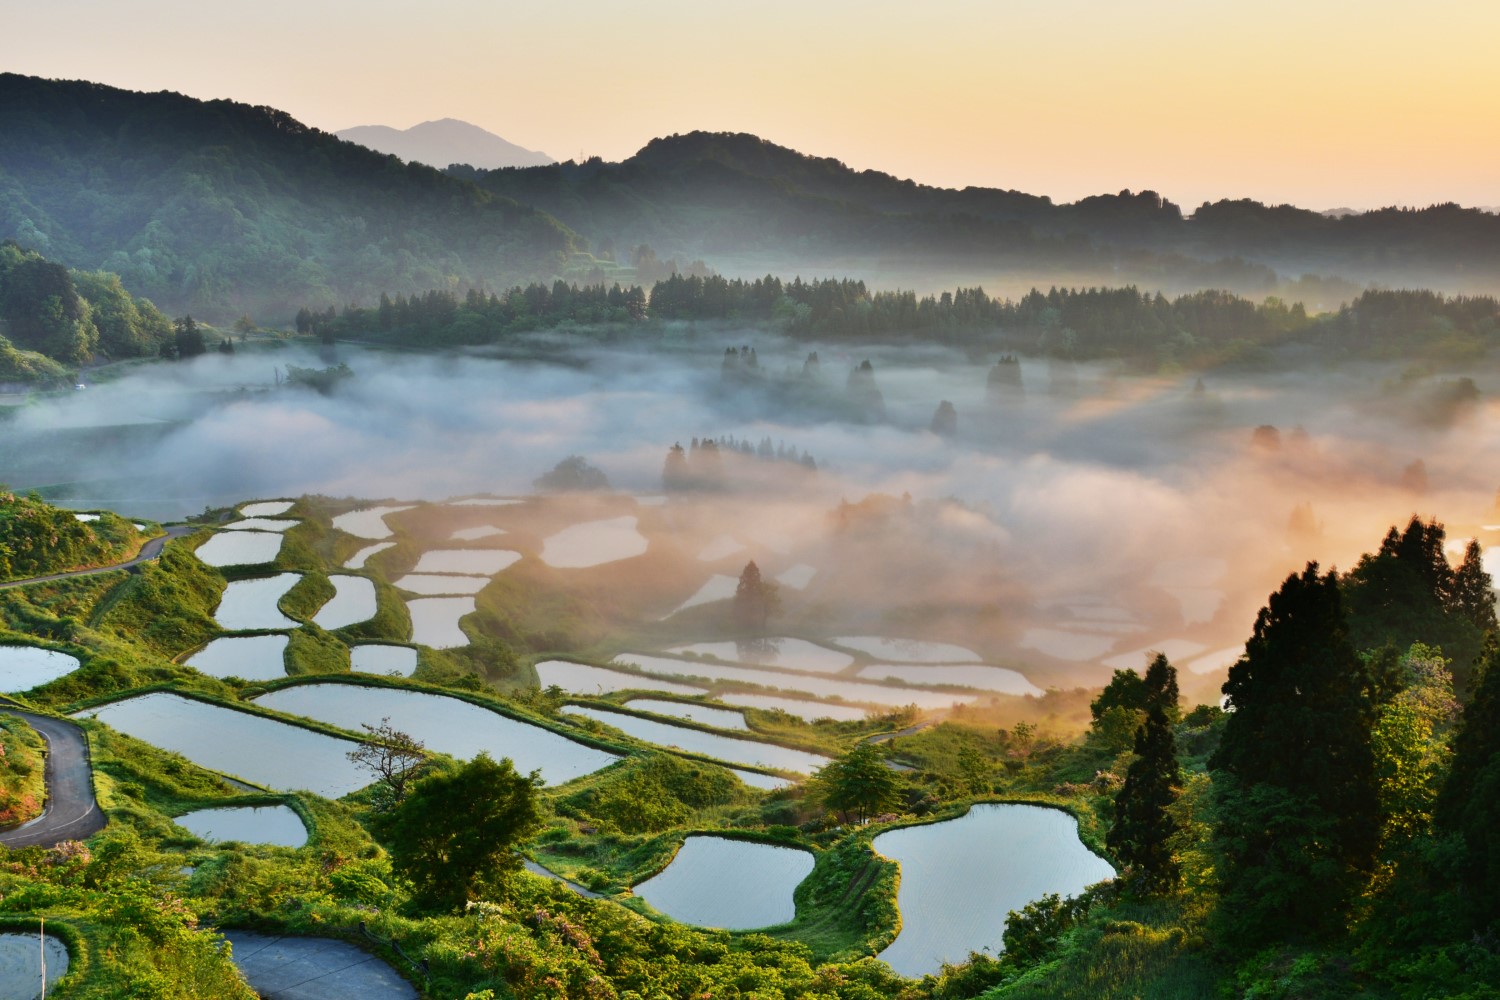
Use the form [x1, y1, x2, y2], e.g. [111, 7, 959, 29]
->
[728, 768, 795, 790]
[350, 644, 419, 676]
[394, 574, 490, 595]
[240, 500, 295, 516]
[716, 692, 869, 722]
[311, 574, 378, 629]
[1186, 645, 1243, 674]
[344, 541, 395, 569]
[633, 836, 813, 929]
[0, 933, 68, 999]
[449, 497, 523, 506]
[412, 549, 521, 575]
[223, 517, 298, 532]
[1166, 587, 1224, 625]
[406, 597, 474, 648]
[564, 705, 828, 773]
[73, 512, 100, 521]
[540, 516, 647, 568]
[186, 635, 288, 681]
[1101, 639, 1207, 671]
[78, 692, 369, 797]
[874, 804, 1116, 977]
[696, 534, 746, 561]
[534, 660, 707, 697]
[332, 505, 414, 539]
[213, 574, 300, 630]
[0, 645, 81, 692]
[614, 654, 979, 710]
[859, 663, 1042, 697]
[1017, 627, 1118, 661]
[451, 525, 507, 541]
[174, 804, 307, 846]
[666, 638, 852, 673]
[665, 575, 738, 616]
[775, 564, 817, 589]
[195, 530, 284, 567]
[255, 682, 618, 784]
[833, 636, 981, 663]
[622, 699, 747, 730]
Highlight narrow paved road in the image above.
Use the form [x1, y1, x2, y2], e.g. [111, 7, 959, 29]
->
[0, 710, 106, 848]
[0, 525, 195, 591]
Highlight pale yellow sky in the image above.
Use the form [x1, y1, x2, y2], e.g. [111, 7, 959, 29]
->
[4, 0, 1496, 209]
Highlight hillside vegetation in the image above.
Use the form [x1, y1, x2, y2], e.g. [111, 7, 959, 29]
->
[0, 75, 580, 319]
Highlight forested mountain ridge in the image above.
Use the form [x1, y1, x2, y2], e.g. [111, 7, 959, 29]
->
[460, 131, 1500, 295]
[0, 75, 580, 319]
[336, 118, 555, 169]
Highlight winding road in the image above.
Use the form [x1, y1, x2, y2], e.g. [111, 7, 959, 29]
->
[0, 525, 196, 592]
[0, 523, 194, 846]
[0, 709, 106, 848]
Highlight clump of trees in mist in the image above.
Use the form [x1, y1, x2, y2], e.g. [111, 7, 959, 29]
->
[661, 435, 817, 493]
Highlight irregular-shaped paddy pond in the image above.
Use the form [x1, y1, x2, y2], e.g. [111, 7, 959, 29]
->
[540, 516, 647, 568]
[239, 500, 295, 517]
[664, 574, 738, 616]
[666, 638, 852, 673]
[634, 836, 814, 929]
[1186, 645, 1242, 675]
[534, 660, 707, 697]
[696, 534, 745, 562]
[344, 541, 395, 569]
[411, 549, 520, 575]
[174, 804, 307, 847]
[564, 705, 828, 774]
[405, 596, 474, 648]
[350, 644, 419, 677]
[775, 563, 817, 589]
[213, 574, 300, 631]
[394, 573, 489, 595]
[396, 569, 489, 593]
[254, 683, 618, 785]
[450, 525, 506, 541]
[716, 692, 868, 723]
[0, 933, 68, 999]
[195, 530, 284, 568]
[0, 645, 81, 692]
[311, 574, 378, 629]
[622, 699, 747, 730]
[187, 635, 288, 681]
[833, 636, 981, 663]
[859, 663, 1042, 697]
[1017, 627, 1118, 662]
[613, 655, 979, 711]
[728, 768, 795, 790]
[1101, 639, 1207, 671]
[874, 804, 1116, 977]
[222, 517, 298, 532]
[78, 693, 369, 797]
[331, 504, 414, 540]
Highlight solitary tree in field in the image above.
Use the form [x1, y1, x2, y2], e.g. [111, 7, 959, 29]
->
[346, 717, 426, 808]
[814, 742, 901, 824]
[377, 753, 544, 911]
[733, 560, 780, 630]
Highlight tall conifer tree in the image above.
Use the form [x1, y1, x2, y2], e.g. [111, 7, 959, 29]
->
[1210, 563, 1379, 946]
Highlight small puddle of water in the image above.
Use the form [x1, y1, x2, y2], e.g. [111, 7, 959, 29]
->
[0, 646, 81, 692]
[174, 804, 307, 847]
[634, 836, 813, 929]
[187, 635, 288, 681]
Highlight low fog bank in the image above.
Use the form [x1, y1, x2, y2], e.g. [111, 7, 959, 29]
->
[4, 336, 1496, 699]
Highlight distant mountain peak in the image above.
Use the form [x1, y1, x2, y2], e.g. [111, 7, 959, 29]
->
[337, 118, 554, 169]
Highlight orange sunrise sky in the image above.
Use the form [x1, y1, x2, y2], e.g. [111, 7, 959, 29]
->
[4, 0, 1496, 211]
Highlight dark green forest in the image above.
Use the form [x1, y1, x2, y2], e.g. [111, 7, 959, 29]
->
[0, 75, 579, 318]
[305, 273, 1500, 370]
